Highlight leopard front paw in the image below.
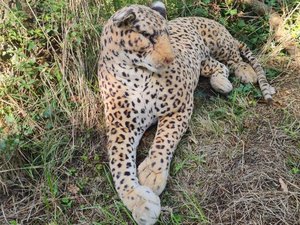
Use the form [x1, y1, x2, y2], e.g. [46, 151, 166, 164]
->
[123, 185, 161, 225]
[210, 75, 233, 94]
[138, 157, 168, 195]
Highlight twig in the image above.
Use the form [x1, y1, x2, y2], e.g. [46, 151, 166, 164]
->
[1, 204, 9, 224]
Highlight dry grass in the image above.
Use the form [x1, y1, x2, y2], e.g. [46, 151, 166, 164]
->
[186, 109, 300, 224]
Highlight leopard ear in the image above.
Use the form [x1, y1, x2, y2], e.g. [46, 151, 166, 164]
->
[112, 8, 136, 26]
[151, 1, 167, 18]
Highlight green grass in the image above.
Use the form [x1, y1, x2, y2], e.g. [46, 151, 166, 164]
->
[1, 0, 300, 224]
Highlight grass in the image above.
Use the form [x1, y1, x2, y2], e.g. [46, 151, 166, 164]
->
[1, 0, 300, 224]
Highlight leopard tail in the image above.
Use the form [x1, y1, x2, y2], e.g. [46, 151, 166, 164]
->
[238, 41, 274, 103]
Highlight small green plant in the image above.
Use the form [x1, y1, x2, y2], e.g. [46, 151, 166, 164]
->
[287, 158, 300, 175]
[266, 68, 281, 79]
[61, 196, 73, 209]
[9, 221, 20, 225]
[170, 213, 183, 224]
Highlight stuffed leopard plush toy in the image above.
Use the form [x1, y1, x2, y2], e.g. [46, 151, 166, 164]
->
[98, 2, 274, 225]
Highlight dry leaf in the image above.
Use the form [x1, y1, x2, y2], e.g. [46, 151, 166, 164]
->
[279, 177, 288, 192]
[67, 184, 80, 195]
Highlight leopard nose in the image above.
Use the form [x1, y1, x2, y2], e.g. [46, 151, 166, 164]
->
[163, 56, 174, 64]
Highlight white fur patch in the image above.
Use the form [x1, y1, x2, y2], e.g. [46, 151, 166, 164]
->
[151, 1, 166, 10]
[113, 10, 128, 21]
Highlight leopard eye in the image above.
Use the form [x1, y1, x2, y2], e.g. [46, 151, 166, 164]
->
[140, 31, 151, 38]
[140, 31, 157, 44]
[149, 35, 157, 44]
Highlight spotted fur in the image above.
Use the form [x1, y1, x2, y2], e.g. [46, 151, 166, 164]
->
[151, 1, 275, 102]
[98, 4, 274, 225]
[191, 17, 275, 102]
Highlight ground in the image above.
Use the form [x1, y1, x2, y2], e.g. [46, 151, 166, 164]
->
[0, 0, 299, 224]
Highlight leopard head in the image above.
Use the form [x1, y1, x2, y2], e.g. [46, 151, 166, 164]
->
[101, 4, 174, 74]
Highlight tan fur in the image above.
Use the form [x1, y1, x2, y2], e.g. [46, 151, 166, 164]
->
[153, 35, 174, 63]
[191, 17, 274, 100]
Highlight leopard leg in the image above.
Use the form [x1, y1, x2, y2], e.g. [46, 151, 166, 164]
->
[200, 57, 233, 94]
[138, 112, 189, 195]
[107, 125, 161, 225]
